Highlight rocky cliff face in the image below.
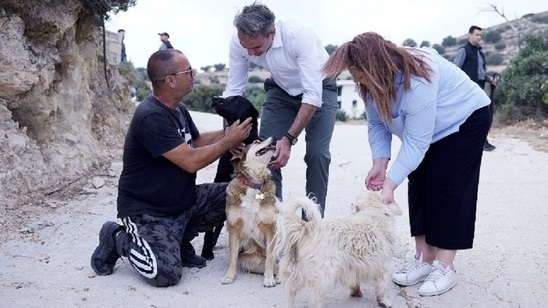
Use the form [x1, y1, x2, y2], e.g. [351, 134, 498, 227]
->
[0, 0, 133, 210]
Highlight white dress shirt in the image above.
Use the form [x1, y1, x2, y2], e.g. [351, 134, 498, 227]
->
[223, 14, 328, 108]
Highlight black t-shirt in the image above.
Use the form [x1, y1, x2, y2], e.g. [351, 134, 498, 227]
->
[117, 96, 200, 217]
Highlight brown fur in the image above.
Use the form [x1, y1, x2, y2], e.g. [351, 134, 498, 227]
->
[275, 192, 402, 307]
[221, 137, 279, 287]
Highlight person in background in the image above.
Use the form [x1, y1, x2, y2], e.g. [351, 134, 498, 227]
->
[158, 32, 174, 50]
[453, 25, 497, 151]
[90, 49, 252, 287]
[222, 3, 338, 216]
[118, 29, 126, 63]
[323, 32, 492, 296]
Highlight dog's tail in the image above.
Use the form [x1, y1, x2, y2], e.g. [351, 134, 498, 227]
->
[275, 197, 321, 260]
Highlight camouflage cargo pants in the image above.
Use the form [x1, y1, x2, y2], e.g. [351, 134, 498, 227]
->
[116, 183, 227, 287]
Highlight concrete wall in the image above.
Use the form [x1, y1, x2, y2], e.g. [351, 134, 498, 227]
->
[336, 79, 365, 119]
[100, 29, 122, 65]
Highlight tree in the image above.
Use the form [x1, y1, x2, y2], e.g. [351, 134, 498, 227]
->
[181, 85, 223, 112]
[249, 62, 260, 70]
[485, 52, 504, 65]
[213, 63, 226, 71]
[325, 44, 338, 55]
[480, 4, 522, 49]
[441, 35, 457, 47]
[200, 65, 212, 73]
[248, 75, 263, 83]
[496, 34, 548, 123]
[483, 31, 502, 43]
[402, 39, 417, 47]
[420, 40, 430, 47]
[432, 44, 445, 55]
[246, 85, 265, 115]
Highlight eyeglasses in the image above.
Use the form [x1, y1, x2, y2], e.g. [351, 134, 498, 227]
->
[163, 67, 196, 81]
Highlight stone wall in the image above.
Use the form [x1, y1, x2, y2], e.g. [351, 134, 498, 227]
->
[0, 0, 133, 209]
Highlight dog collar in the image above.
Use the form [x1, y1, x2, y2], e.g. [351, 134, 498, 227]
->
[239, 175, 264, 190]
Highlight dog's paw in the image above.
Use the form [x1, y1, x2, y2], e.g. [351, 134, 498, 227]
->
[263, 276, 277, 288]
[200, 250, 214, 260]
[350, 285, 363, 297]
[221, 275, 235, 285]
[378, 298, 392, 308]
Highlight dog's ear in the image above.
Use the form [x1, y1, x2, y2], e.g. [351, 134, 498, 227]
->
[230, 153, 243, 170]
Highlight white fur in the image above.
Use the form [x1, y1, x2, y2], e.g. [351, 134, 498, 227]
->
[275, 192, 402, 308]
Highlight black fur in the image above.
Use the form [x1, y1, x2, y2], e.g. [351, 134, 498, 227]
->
[201, 96, 260, 260]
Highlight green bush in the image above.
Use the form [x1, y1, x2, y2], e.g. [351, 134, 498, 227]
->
[495, 34, 548, 123]
[336, 109, 349, 122]
[246, 86, 265, 116]
[79, 0, 136, 21]
[441, 36, 457, 47]
[432, 44, 445, 55]
[248, 75, 264, 83]
[485, 52, 504, 65]
[136, 87, 151, 102]
[458, 38, 468, 45]
[420, 40, 430, 47]
[483, 31, 502, 44]
[444, 54, 455, 62]
[531, 15, 548, 24]
[181, 85, 224, 112]
[402, 39, 417, 47]
[494, 43, 506, 51]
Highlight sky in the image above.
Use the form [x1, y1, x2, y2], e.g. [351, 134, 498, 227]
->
[107, 0, 547, 70]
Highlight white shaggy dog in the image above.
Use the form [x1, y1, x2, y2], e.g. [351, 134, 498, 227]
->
[275, 192, 402, 308]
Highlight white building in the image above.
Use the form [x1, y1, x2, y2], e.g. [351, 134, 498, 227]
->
[336, 79, 365, 119]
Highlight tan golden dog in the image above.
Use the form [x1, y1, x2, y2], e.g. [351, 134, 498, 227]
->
[221, 137, 279, 287]
[275, 192, 402, 308]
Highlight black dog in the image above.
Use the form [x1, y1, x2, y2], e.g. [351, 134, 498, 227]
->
[201, 96, 260, 260]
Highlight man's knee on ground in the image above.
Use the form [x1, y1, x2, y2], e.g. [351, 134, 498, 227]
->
[146, 264, 183, 287]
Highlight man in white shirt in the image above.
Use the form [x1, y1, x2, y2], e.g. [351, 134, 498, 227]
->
[222, 3, 338, 215]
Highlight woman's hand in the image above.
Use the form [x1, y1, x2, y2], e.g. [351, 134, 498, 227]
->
[365, 158, 389, 191]
[380, 178, 397, 204]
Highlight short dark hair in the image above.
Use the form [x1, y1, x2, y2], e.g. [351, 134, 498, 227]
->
[117, 29, 125, 33]
[468, 25, 482, 34]
[233, 2, 275, 38]
[147, 49, 183, 88]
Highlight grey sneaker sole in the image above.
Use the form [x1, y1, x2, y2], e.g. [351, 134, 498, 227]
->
[418, 279, 458, 296]
[392, 277, 427, 286]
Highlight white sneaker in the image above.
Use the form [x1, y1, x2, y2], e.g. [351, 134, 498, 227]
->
[418, 260, 458, 296]
[392, 255, 432, 286]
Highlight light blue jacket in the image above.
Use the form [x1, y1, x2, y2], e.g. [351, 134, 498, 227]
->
[366, 47, 491, 185]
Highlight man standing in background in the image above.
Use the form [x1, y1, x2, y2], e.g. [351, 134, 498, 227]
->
[453, 25, 497, 151]
[118, 29, 127, 63]
[158, 32, 174, 50]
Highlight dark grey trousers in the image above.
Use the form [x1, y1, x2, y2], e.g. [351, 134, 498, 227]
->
[259, 77, 338, 215]
[116, 183, 227, 287]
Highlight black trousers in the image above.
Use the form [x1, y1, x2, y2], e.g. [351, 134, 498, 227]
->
[407, 106, 491, 250]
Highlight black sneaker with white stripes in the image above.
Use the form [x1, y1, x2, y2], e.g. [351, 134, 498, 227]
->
[91, 221, 123, 275]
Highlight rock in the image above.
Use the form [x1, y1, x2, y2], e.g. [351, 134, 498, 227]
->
[91, 177, 105, 189]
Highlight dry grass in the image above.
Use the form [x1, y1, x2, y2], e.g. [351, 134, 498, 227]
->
[492, 119, 548, 153]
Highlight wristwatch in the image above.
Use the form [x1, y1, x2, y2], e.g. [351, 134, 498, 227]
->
[284, 132, 298, 146]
